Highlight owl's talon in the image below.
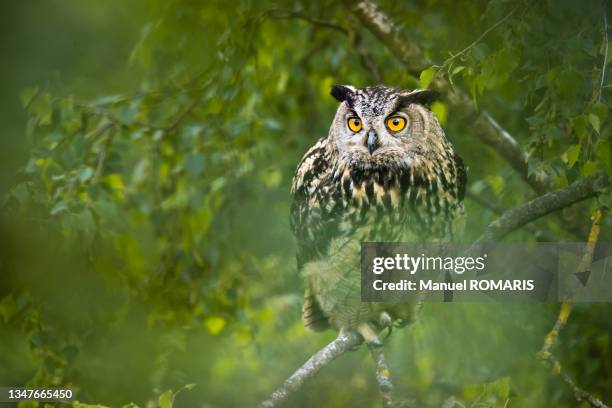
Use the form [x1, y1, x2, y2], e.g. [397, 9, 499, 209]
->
[378, 311, 392, 327]
[357, 322, 383, 347]
[382, 325, 393, 341]
[348, 343, 362, 352]
[393, 318, 410, 328]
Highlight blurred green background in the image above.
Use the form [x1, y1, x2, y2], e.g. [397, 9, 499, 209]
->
[0, 0, 610, 407]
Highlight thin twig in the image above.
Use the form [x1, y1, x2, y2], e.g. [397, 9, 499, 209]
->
[434, 6, 518, 75]
[71, 91, 204, 134]
[536, 209, 609, 408]
[93, 124, 116, 181]
[547, 353, 609, 408]
[263, 9, 348, 34]
[165, 93, 204, 132]
[539, 210, 602, 358]
[369, 343, 394, 407]
[466, 191, 506, 215]
[598, 12, 608, 102]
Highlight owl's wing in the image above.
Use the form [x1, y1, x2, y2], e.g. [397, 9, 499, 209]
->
[290, 138, 338, 331]
[454, 152, 467, 202]
[290, 137, 337, 268]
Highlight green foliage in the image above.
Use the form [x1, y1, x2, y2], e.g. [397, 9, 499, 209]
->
[0, 0, 610, 407]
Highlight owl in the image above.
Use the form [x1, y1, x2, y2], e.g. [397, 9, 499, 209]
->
[290, 85, 466, 343]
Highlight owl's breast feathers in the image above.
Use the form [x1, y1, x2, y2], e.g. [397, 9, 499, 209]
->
[290, 136, 466, 267]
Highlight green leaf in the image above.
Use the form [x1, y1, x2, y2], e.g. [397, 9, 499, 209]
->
[442, 396, 459, 408]
[591, 102, 609, 122]
[556, 70, 581, 99]
[210, 177, 226, 193]
[20, 87, 39, 108]
[451, 66, 465, 75]
[107, 174, 125, 190]
[131, 159, 150, 187]
[598, 193, 612, 209]
[184, 153, 206, 177]
[0, 295, 16, 323]
[419, 67, 437, 88]
[589, 113, 601, 134]
[563, 144, 581, 167]
[204, 316, 226, 335]
[555, 173, 569, 188]
[595, 139, 611, 171]
[158, 390, 174, 408]
[258, 168, 282, 189]
[431, 102, 448, 125]
[30, 92, 52, 125]
[487, 175, 505, 194]
[320, 76, 334, 98]
[581, 160, 598, 176]
[494, 377, 511, 398]
[527, 158, 541, 177]
[79, 167, 94, 182]
[573, 115, 588, 141]
[50, 201, 69, 216]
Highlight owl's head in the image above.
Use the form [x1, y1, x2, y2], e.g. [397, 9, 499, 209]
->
[327, 84, 449, 172]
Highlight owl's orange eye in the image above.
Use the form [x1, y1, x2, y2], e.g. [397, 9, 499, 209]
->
[347, 117, 362, 132]
[386, 116, 407, 132]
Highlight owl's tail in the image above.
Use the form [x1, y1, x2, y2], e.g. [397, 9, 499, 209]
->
[302, 286, 329, 332]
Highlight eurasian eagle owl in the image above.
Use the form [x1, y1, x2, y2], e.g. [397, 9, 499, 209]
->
[290, 85, 466, 342]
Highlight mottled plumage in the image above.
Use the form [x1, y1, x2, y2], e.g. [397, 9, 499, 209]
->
[290, 85, 466, 335]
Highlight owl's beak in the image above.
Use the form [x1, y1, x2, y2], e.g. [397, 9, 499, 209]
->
[367, 129, 379, 154]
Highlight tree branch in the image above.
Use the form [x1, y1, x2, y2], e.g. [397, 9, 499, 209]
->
[262, 173, 607, 406]
[466, 190, 557, 240]
[473, 172, 609, 243]
[259, 330, 363, 408]
[346, 0, 552, 194]
[536, 209, 610, 408]
[345, 0, 427, 76]
[369, 342, 394, 407]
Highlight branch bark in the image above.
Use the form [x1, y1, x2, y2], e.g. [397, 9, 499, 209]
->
[369, 342, 394, 407]
[536, 209, 610, 408]
[473, 172, 609, 243]
[259, 330, 363, 408]
[346, 0, 428, 77]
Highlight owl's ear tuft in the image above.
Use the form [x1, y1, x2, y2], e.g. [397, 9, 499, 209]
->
[331, 85, 356, 104]
[398, 89, 439, 107]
